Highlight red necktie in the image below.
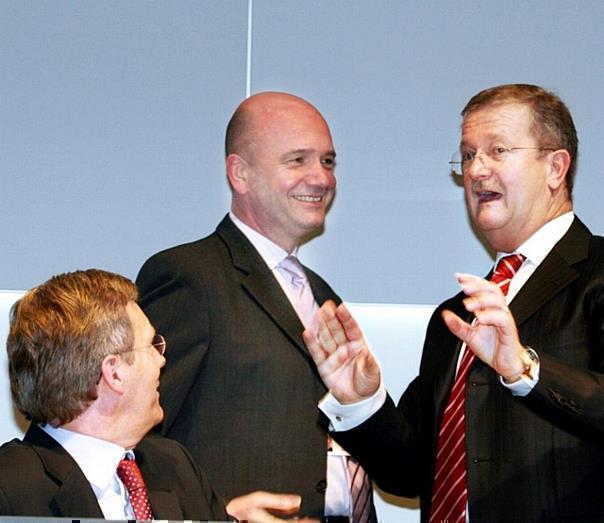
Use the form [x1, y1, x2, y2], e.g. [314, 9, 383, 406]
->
[429, 254, 525, 523]
[117, 457, 154, 520]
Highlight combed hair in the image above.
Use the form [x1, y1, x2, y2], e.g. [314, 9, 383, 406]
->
[462, 84, 578, 195]
[7, 269, 138, 425]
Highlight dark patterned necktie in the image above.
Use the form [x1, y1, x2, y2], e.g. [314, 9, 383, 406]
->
[429, 254, 525, 523]
[347, 456, 378, 523]
[117, 457, 154, 520]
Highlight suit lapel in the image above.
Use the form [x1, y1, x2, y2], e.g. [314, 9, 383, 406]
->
[24, 425, 104, 518]
[510, 217, 590, 326]
[432, 295, 471, 412]
[216, 216, 310, 355]
[135, 446, 183, 520]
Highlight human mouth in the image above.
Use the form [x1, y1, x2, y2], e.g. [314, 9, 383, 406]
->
[475, 190, 502, 203]
[292, 195, 323, 203]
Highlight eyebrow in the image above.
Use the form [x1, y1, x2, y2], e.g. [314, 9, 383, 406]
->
[460, 133, 507, 148]
[279, 149, 337, 160]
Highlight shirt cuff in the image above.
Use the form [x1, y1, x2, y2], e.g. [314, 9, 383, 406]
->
[499, 361, 540, 396]
[319, 383, 387, 431]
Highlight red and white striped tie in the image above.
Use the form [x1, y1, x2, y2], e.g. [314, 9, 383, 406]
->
[429, 253, 525, 523]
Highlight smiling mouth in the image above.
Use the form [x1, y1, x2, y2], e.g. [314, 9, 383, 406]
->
[293, 195, 323, 203]
[476, 190, 502, 203]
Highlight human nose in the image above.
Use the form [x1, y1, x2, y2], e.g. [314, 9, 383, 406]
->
[464, 150, 491, 179]
[307, 158, 336, 188]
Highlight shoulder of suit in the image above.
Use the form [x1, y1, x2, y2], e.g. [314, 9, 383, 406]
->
[137, 434, 189, 459]
[0, 438, 46, 484]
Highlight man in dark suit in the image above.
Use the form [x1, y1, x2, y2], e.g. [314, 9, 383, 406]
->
[137, 92, 371, 519]
[305, 84, 604, 522]
[0, 269, 300, 520]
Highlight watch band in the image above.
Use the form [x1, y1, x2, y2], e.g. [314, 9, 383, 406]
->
[503, 346, 539, 383]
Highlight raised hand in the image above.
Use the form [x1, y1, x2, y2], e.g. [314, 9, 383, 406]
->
[442, 273, 526, 379]
[303, 300, 381, 403]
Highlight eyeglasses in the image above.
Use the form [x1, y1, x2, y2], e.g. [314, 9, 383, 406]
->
[97, 334, 166, 383]
[449, 146, 556, 176]
[129, 334, 166, 356]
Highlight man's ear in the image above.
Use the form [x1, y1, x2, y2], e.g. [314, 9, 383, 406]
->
[99, 354, 126, 394]
[547, 149, 571, 191]
[226, 153, 251, 195]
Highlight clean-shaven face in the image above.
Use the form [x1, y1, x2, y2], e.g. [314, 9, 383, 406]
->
[461, 102, 558, 252]
[122, 302, 165, 436]
[243, 100, 336, 251]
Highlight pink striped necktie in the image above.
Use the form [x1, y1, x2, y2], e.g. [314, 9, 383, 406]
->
[276, 255, 319, 332]
[429, 253, 525, 523]
[117, 457, 154, 520]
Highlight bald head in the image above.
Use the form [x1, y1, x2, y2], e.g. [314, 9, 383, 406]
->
[225, 92, 329, 159]
[224, 91, 336, 252]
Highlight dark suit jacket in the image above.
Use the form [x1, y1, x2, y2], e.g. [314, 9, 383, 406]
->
[0, 424, 228, 519]
[335, 217, 604, 523]
[136, 215, 340, 517]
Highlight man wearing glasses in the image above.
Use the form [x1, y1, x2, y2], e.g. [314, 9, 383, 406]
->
[305, 84, 604, 522]
[0, 269, 300, 520]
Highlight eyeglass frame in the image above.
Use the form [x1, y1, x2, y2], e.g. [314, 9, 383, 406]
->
[449, 145, 556, 176]
[128, 333, 166, 356]
[96, 334, 166, 383]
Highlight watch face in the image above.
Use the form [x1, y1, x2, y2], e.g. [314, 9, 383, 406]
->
[524, 347, 539, 364]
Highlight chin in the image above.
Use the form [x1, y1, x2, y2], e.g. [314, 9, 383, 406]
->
[473, 211, 509, 232]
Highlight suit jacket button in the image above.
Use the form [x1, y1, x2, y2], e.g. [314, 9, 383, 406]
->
[316, 479, 327, 493]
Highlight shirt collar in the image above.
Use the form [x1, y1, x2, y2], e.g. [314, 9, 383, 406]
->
[495, 211, 574, 267]
[41, 424, 129, 497]
[229, 211, 298, 269]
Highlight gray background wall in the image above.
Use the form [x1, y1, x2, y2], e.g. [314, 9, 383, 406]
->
[3, 1, 603, 303]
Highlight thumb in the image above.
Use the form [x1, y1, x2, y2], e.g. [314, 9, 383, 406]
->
[258, 492, 301, 513]
[442, 309, 470, 342]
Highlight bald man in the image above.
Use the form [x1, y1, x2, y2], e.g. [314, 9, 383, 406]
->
[137, 92, 374, 520]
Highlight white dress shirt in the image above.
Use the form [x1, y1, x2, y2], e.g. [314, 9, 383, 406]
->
[230, 211, 353, 517]
[41, 424, 135, 519]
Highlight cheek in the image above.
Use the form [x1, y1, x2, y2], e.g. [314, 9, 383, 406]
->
[326, 171, 337, 189]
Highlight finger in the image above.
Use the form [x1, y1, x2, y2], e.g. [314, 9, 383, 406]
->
[323, 306, 349, 347]
[442, 309, 474, 343]
[313, 303, 341, 355]
[336, 302, 366, 344]
[303, 329, 327, 366]
[456, 273, 503, 297]
[462, 293, 508, 313]
[473, 308, 517, 332]
[252, 492, 302, 515]
[226, 492, 301, 522]
[355, 348, 382, 393]
[317, 318, 340, 355]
